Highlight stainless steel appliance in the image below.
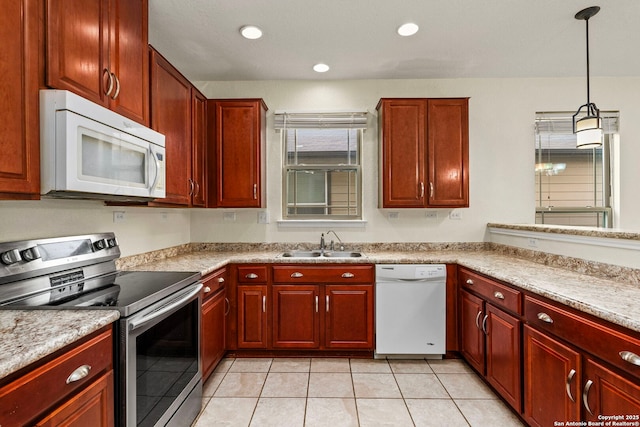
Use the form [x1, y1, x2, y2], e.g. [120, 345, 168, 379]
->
[375, 264, 446, 358]
[0, 233, 201, 427]
[40, 89, 166, 201]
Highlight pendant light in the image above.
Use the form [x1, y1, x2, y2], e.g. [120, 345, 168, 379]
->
[572, 6, 602, 149]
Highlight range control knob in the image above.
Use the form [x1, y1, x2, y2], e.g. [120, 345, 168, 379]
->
[107, 238, 118, 248]
[21, 247, 41, 262]
[93, 239, 108, 251]
[1, 249, 22, 265]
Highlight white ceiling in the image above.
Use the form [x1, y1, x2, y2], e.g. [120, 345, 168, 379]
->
[149, 0, 640, 82]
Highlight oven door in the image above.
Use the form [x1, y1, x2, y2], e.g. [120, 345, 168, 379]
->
[120, 283, 202, 427]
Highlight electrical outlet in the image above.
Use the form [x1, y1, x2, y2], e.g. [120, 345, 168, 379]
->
[388, 212, 399, 220]
[161, 212, 168, 221]
[223, 212, 236, 222]
[449, 210, 462, 220]
[258, 211, 269, 224]
[113, 211, 125, 223]
[528, 238, 538, 248]
[425, 211, 437, 219]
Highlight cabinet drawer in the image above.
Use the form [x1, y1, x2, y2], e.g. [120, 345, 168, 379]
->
[273, 265, 374, 284]
[459, 268, 522, 314]
[202, 268, 227, 301]
[237, 266, 268, 283]
[525, 295, 640, 379]
[0, 327, 113, 426]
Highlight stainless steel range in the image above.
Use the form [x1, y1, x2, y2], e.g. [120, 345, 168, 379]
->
[0, 233, 202, 427]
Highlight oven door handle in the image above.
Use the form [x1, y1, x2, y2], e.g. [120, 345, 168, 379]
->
[129, 283, 203, 331]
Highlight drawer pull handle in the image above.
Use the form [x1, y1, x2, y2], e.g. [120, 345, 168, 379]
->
[341, 272, 355, 278]
[466, 279, 474, 285]
[583, 379, 594, 415]
[565, 369, 576, 402]
[66, 365, 91, 384]
[218, 277, 225, 283]
[620, 351, 640, 366]
[246, 273, 258, 279]
[493, 291, 504, 300]
[204, 286, 211, 293]
[537, 312, 554, 324]
[475, 311, 482, 329]
[291, 272, 304, 278]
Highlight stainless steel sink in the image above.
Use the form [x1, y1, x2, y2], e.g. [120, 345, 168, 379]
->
[280, 250, 363, 258]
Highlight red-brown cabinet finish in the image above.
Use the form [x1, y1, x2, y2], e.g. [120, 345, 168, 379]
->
[460, 289, 485, 374]
[272, 285, 321, 349]
[523, 325, 582, 427]
[377, 98, 469, 208]
[237, 285, 268, 349]
[324, 285, 374, 349]
[191, 88, 207, 207]
[0, 0, 40, 199]
[201, 269, 227, 381]
[208, 99, 268, 208]
[150, 47, 192, 206]
[46, 0, 149, 125]
[583, 357, 640, 420]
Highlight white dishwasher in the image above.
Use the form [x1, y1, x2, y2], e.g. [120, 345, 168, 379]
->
[375, 264, 446, 358]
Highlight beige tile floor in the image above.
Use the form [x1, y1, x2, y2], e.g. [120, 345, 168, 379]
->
[193, 357, 525, 427]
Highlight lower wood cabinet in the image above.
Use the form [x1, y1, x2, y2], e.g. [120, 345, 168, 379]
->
[0, 326, 114, 426]
[583, 357, 640, 418]
[237, 285, 268, 349]
[201, 268, 227, 381]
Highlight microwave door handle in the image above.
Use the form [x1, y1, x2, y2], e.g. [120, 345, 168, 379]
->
[149, 146, 161, 191]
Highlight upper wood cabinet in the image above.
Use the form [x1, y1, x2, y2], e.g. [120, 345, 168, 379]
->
[208, 99, 268, 208]
[191, 88, 208, 207]
[0, 0, 40, 199]
[46, 0, 149, 125]
[377, 98, 469, 208]
[149, 47, 192, 206]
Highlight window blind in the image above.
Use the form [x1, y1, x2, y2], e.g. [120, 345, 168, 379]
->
[274, 112, 368, 129]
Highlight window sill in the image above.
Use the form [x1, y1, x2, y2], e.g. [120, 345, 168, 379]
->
[277, 220, 367, 228]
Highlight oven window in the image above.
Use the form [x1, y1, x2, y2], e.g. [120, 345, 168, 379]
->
[135, 300, 199, 426]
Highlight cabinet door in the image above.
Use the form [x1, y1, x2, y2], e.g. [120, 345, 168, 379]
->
[108, 0, 149, 124]
[46, 0, 110, 107]
[583, 357, 640, 420]
[34, 371, 114, 427]
[237, 285, 267, 349]
[201, 289, 225, 381]
[460, 290, 485, 374]
[324, 285, 373, 349]
[0, 0, 40, 198]
[523, 325, 581, 427]
[272, 285, 320, 349]
[378, 99, 427, 207]
[191, 88, 207, 207]
[211, 100, 266, 207]
[426, 98, 469, 207]
[485, 303, 521, 411]
[150, 48, 192, 206]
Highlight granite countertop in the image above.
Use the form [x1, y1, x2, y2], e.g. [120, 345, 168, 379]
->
[127, 248, 640, 335]
[0, 309, 120, 382]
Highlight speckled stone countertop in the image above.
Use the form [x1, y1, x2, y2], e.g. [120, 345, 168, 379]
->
[0, 310, 119, 381]
[124, 246, 640, 335]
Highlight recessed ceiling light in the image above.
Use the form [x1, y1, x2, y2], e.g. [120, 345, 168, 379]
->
[313, 63, 330, 73]
[397, 23, 419, 37]
[240, 25, 263, 40]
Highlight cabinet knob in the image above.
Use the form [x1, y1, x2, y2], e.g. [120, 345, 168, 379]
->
[620, 351, 640, 366]
[493, 291, 505, 300]
[66, 364, 91, 384]
[246, 273, 258, 279]
[203, 286, 211, 293]
[537, 312, 554, 324]
[291, 272, 304, 278]
[341, 272, 355, 278]
[466, 279, 474, 285]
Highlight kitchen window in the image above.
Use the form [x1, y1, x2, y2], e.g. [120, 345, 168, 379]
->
[534, 111, 619, 227]
[276, 112, 366, 220]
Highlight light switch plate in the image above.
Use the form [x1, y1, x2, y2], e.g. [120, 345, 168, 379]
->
[113, 211, 125, 223]
[258, 211, 269, 224]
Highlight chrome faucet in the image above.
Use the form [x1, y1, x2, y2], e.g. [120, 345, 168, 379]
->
[319, 233, 326, 253]
[326, 230, 345, 251]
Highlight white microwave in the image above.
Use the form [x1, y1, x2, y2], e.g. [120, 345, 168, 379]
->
[40, 90, 166, 201]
